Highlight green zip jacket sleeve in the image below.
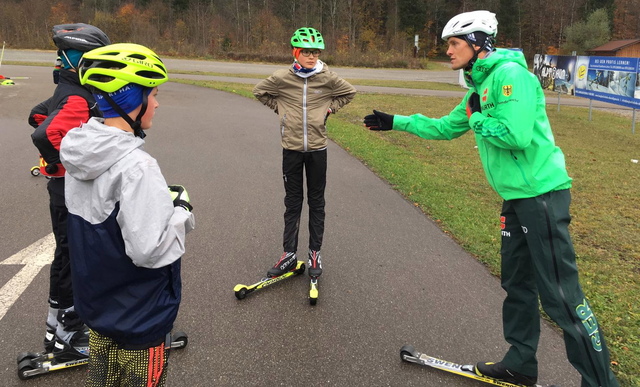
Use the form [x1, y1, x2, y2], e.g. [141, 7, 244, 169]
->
[391, 97, 470, 140]
[391, 62, 536, 148]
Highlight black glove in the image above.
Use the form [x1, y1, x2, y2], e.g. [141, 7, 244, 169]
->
[466, 92, 481, 119]
[363, 110, 394, 131]
[45, 163, 59, 174]
[168, 185, 193, 212]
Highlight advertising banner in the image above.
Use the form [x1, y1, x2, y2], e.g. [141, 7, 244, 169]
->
[532, 54, 577, 94]
[574, 56, 640, 109]
[533, 54, 640, 109]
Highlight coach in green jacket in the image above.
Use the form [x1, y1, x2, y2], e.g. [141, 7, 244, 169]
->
[364, 10, 618, 387]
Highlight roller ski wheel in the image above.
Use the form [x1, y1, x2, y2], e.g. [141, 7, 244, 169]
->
[399, 344, 558, 387]
[30, 166, 40, 176]
[18, 356, 42, 380]
[169, 331, 188, 349]
[309, 277, 319, 306]
[16, 331, 188, 380]
[234, 261, 305, 300]
[400, 344, 418, 362]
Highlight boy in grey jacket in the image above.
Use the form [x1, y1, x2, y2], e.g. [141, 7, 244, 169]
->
[253, 27, 356, 280]
[60, 43, 194, 386]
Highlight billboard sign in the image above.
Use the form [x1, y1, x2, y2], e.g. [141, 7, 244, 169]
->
[532, 54, 577, 95]
[574, 56, 640, 109]
[533, 54, 640, 109]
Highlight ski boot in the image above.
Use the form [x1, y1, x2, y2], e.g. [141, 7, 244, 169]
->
[475, 362, 538, 386]
[52, 329, 90, 363]
[234, 253, 305, 300]
[52, 306, 89, 362]
[308, 250, 322, 305]
[267, 252, 297, 277]
[400, 345, 551, 387]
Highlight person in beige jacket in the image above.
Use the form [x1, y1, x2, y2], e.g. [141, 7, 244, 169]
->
[253, 27, 356, 281]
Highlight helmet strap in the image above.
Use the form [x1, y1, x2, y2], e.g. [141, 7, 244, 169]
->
[464, 46, 481, 72]
[463, 35, 495, 71]
[133, 92, 149, 139]
[99, 91, 147, 139]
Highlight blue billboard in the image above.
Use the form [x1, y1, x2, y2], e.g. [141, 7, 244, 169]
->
[575, 56, 639, 109]
[534, 54, 640, 110]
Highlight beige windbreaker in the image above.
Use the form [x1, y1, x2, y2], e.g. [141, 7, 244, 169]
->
[253, 64, 356, 152]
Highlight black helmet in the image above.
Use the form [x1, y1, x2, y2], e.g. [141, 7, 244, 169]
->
[52, 23, 111, 52]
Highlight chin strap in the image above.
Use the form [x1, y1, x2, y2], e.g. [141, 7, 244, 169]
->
[464, 45, 484, 72]
[99, 91, 148, 139]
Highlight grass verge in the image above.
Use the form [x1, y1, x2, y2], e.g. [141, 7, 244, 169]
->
[172, 77, 639, 385]
[169, 69, 462, 91]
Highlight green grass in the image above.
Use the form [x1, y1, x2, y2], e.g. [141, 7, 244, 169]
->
[170, 69, 462, 91]
[172, 77, 640, 385]
[2, 60, 51, 67]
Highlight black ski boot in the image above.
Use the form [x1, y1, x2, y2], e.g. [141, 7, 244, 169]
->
[53, 330, 89, 362]
[475, 362, 537, 386]
[52, 307, 89, 362]
[308, 250, 323, 278]
[267, 252, 297, 277]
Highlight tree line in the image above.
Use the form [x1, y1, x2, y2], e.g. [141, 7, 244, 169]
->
[1, 0, 638, 68]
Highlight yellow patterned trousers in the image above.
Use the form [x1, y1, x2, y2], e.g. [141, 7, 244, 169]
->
[86, 330, 170, 387]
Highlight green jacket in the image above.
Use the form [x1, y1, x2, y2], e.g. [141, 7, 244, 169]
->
[393, 49, 571, 200]
[253, 63, 356, 152]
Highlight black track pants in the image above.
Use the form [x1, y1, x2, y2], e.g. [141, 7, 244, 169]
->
[282, 149, 327, 253]
[500, 189, 618, 387]
[47, 177, 74, 310]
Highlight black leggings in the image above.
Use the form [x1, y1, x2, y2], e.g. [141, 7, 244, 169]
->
[282, 149, 327, 253]
[47, 178, 74, 310]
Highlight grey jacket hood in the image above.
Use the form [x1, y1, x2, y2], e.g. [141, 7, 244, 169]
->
[61, 117, 145, 181]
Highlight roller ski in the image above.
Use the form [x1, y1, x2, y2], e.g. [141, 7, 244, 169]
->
[234, 252, 305, 299]
[308, 250, 322, 306]
[399, 345, 558, 387]
[17, 331, 188, 380]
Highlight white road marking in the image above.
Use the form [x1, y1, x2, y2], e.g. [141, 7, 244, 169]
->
[0, 233, 54, 321]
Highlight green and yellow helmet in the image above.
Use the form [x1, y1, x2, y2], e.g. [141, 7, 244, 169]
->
[79, 43, 168, 93]
[290, 27, 325, 50]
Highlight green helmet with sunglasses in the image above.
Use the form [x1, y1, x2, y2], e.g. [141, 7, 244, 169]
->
[291, 27, 325, 50]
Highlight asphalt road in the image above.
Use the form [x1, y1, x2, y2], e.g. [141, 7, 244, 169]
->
[0, 62, 581, 386]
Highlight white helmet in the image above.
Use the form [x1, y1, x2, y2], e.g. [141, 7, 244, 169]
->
[441, 10, 498, 41]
